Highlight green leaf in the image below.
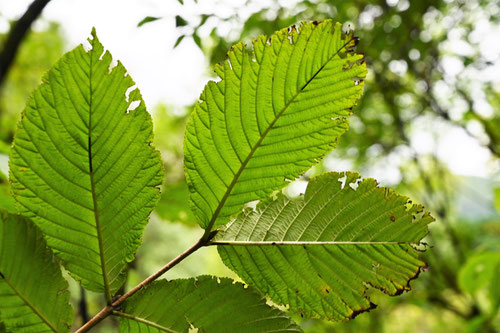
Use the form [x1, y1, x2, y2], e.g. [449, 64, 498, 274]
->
[8, 29, 164, 298]
[458, 252, 500, 314]
[138, 16, 161, 27]
[175, 15, 188, 27]
[173, 35, 185, 48]
[119, 276, 302, 332]
[0, 211, 74, 332]
[192, 33, 202, 49]
[213, 172, 433, 321]
[184, 20, 367, 230]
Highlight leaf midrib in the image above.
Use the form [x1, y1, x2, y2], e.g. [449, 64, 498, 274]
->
[2, 277, 58, 332]
[203, 33, 356, 235]
[211, 241, 418, 245]
[87, 34, 112, 302]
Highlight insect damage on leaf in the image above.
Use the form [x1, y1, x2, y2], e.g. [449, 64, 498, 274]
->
[184, 20, 367, 231]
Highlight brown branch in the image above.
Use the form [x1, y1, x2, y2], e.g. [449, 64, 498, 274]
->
[0, 0, 51, 88]
[75, 230, 218, 333]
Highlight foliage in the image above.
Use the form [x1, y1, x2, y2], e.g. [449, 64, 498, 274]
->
[0, 19, 434, 332]
[120, 276, 301, 332]
[9, 29, 164, 297]
[151, 1, 500, 330]
[215, 172, 433, 320]
[0, 211, 73, 332]
[184, 21, 366, 229]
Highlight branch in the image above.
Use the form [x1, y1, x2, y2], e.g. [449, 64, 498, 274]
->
[0, 0, 51, 88]
[75, 230, 218, 333]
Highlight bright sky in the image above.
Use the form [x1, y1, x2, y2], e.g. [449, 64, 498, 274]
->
[0, 0, 499, 181]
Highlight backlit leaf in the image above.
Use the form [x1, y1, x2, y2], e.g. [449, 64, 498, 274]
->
[0, 211, 74, 332]
[184, 20, 367, 230]
[120, 276, 302, 332]
[214, 172, 433, 321]
[9, 29, 163, 297]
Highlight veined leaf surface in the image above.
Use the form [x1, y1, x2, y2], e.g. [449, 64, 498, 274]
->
[184, 20, 367, 229]
[9, 29, 163, 297]
[214, 172, 434, 321]
[0, 211, 74, 332]
[119, 276, 302, 332]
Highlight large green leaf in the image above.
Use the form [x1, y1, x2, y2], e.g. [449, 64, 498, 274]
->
[184, 20, 367, 229]
[213, 172, 434, 321]
[119, 276, 302, 332]
[0, 211, 74, 332]
[9, 29, 163, 297]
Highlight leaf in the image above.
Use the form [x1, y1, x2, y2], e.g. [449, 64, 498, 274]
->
[0, 211, 74, 332]
[175, 15, 188, 27]
[138, 16, 161, 27]
[184, 20, 367, 230]
[192, 33, 202, 49]
[458, 252, 500, 314]
[119, 276, 302, 332]
[173, 35, 185, 48]
[8, 29, 164, 298]
[213, 172, 434, 321]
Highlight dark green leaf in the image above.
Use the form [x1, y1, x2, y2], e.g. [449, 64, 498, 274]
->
[175, 15, 188, 27]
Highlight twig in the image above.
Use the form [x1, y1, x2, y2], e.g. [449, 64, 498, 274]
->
[75, 230, 218, 333]
[0, 0, 51, 88]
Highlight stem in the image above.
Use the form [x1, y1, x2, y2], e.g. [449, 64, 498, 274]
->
[76, 231, 217, 333]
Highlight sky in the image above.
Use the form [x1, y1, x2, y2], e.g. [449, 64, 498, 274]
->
[0, 0, 499, 182]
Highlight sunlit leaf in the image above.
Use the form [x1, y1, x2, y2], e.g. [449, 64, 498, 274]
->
[184, 20, 367, 230]
[9, 29, 163, 297]
[214, 172, 433, 321]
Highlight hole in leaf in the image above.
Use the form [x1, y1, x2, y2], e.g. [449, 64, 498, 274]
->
[127, 100, 140, 113]
[125, 85, 137, 102]
[338, 174, 347, 189]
